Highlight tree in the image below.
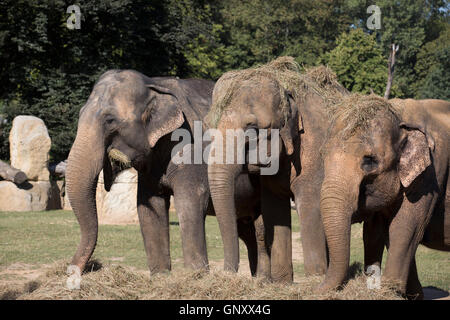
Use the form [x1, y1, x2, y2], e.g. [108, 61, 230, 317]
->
[0, 0, 209, 161]
[323, 28, 388, 95]
[342, 0, 448, 97]
[163, 0, 229, 79]
[415, 24, 450, 99]
[218, 0, 352, 70]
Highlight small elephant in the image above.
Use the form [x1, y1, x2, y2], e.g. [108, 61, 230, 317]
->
[206, 57, 347, 281]
[318, 95, 450, 299]
[66, 70, 264, 275]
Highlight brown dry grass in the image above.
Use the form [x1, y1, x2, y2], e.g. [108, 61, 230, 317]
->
[108, 148, 131, 169]
[328, 93, 400, 141]
[0, 259, 403, 300]
[206, 56, 348, 128]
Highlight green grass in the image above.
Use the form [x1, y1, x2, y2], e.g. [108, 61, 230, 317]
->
[0, 210, 240, 271]
[0, 210, 448, 291]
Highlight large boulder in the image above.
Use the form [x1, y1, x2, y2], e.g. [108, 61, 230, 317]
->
[96, 168, 138, 224]
[9, 116, 51, 181]
[0, 180, 51, 211]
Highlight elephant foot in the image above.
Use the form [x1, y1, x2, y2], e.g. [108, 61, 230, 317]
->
[314, 278, 341, 294]
[184, 259, 210, 271]
[256, 273, 271, 283]
[304, 264, 327, 276]
[406, 290, 424, 300]
[149, 263, 171, 275]
[270, 266, 293, 283]
[406, 282, 424, 300]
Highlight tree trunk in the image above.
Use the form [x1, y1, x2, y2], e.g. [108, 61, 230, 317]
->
[384, 44, 399, 99]
[0, 160, 27, 184]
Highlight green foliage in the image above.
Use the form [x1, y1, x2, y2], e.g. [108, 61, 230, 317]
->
[415, 24, 450, 99]
[341, 0, 449, 98]
[166, 0, 229, 79]
[324, 28, 388, 95]
[219, 0, 352, 69]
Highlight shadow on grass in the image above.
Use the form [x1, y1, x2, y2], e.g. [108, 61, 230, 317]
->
[338, 262, 364, 290]
[423, 286, 449, 300]
[83, 259, 103, 274]
[0, 280, 41, 300]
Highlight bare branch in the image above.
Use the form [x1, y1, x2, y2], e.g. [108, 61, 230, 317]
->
[384, 44, 399, 99]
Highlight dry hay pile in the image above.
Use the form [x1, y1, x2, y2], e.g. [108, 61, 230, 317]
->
[0, 260, 402, 300]
[206, 56, 348, 128]
[328, 93, 401, 141]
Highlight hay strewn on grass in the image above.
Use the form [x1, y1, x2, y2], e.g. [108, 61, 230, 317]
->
[0, 260, 402, 300]
[205, 56, 348, 128]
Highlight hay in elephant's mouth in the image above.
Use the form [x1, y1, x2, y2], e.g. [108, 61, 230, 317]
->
[2, 259, 404, 300]
[205, 56, 348, 128]
[108, 148, 131, 170]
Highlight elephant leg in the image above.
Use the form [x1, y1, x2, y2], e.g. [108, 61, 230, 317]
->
[237, 218, 257, 276]
[173, 182, 209, 270]
[383, 205, 425, 295]
[293, 182, 328, 275]
[363, 213, 386, 274]
[406, 258, 424, 300]
[262, 186, 293, 283]
[137, 174, 171, 274]
[254, 213, 271, 280]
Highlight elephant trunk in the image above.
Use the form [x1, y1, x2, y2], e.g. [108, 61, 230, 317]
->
[318, 154, 362, 291]
[208, 162, 243, 272]
[66, 123, 105, 272]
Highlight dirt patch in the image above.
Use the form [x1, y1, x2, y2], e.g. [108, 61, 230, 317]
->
[292, 232, 303, 263]
[0, 263, 46, 285]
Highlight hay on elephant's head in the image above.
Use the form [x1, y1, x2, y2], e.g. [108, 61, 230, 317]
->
[108, 148, 131, 169]
[206, 56, 348, 128]
[330, 94, 400, 140]
[305, 65, 339, 89]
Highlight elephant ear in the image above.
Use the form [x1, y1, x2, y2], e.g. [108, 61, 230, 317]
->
[144, 84, 185, 148]
[398, 126, 432, 188]
[279, 92, 301, 156]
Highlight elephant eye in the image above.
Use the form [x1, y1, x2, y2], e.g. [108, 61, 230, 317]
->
[105, 115, 115, 125]
[361, 155, 378, 172]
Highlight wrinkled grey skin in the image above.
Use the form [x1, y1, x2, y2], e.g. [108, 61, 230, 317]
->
[318, 98, 450, 299]
[208, 77, 331, 282]
[66, 70, 264, 275]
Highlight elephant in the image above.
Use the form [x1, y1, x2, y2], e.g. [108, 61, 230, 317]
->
[206, 57, 348, 282]
[318, 94, 450, 299]
[65, 69, 265, 276]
